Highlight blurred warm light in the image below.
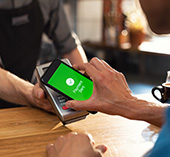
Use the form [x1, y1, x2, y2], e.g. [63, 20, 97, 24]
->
[127, 11, 144, 31]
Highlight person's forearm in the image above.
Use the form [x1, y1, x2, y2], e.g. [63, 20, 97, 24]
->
[125, 97, 167, 127]
[0, 68, 33, 106]
[63, 47, 88, 65]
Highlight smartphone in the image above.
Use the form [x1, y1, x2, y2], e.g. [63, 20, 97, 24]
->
[41, 59, 93, 101]
[36, 59, 89, 124]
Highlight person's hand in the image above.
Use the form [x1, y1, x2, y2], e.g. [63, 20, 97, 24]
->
[31, 83, 54, 113]
[46, 132, 107, 157]
[66, 57, 136, 118]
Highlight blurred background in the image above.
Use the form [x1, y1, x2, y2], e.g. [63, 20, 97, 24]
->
[44, 0, 170, 95]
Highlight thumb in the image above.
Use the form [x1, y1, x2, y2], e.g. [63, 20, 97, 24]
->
[46, 143, 55, 157]
[65, 100, 90, 111]
[95, 145, 108, 154]
[33, 83, 45, 99]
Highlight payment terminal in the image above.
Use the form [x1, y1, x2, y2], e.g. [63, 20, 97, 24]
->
[35, 59, 89, 125]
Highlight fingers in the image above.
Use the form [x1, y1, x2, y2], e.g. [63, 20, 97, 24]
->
[33, 83, 46, 99]
[37, 88, 45, 99]
[86, 133, 95, 145]
[46, 133, 107, 157]
[90, 57, 106, 71]
[101, 60, 116, 71]
[65, 100, 82, 110]
[73, 57, 108, 76]
[31, 83, 55, 113]
[46, 143, 54, 150]
[74, 57, 117, 75]
[101, 60, 130, 89]
[95, 145, 108, 154]
[66, 99, 96, 111]
[73, 62, 99, 80]
[41, 103, 54, 112]
[46, 143, 55, 157]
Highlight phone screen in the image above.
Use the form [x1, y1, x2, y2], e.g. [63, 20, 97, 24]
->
[47, 62, 93, 101]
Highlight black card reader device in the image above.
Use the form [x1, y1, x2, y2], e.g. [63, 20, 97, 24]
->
[35, 59, 89, 125]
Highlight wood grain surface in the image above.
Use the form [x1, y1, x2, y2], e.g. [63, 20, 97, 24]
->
[0, 106, 159, 157]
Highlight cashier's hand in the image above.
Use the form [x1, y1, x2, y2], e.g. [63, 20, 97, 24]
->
[46, 132, 107, 157]
[66, 57, 136, 118]
[31, 83, 54, 113]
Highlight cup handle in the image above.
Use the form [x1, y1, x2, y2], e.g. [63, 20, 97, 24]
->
[151, 86, 165, 102]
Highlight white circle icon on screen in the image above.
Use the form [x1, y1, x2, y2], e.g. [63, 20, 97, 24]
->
[66, 78, 75, 86]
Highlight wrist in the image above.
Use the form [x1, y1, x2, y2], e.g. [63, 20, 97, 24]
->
[16, 80, 34, 106]
[23, 83, 35, 106]
[125, 96, 166, 127]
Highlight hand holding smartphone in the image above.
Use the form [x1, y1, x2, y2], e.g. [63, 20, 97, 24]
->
[41, 59, 93, 101]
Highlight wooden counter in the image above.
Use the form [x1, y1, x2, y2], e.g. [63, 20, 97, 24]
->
[0, 103, 159, 157]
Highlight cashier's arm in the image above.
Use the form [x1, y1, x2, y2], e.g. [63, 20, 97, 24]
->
[62, 46, 88, 65]
[0, 68, 53, 112]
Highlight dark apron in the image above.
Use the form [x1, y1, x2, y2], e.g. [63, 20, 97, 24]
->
[0, 0, 44, 108]
[0, 0, 44, 81]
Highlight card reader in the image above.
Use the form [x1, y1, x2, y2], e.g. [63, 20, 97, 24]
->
[35, 59, 89, 125]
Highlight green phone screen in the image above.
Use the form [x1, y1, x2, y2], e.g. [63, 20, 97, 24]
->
[48, 63, 93, 101]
